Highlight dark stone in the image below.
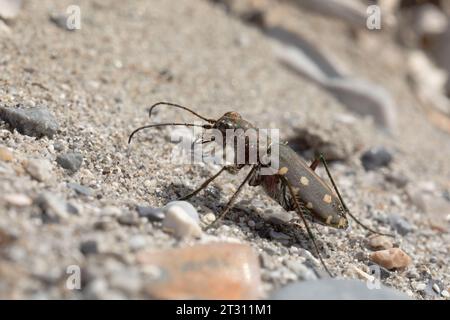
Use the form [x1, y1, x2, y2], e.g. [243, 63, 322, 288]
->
[0, 105, 59, 138]
[67, 183, 92, 196]
[361, 147, 393, 171]
[56, 152, 83, 172]
[136, 206, 165, 222]
[80, 240, 98, 255]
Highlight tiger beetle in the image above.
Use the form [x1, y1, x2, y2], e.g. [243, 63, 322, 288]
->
[128, 102, 394, 277]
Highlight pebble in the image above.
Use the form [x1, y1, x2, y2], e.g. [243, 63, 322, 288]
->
[162, 205, 202, 239]
[4, 193, 32, 207]
[128, 235, 146, 251]
[0, 0, 23, 20]
[368, 235, 393, 250]
[370, 248, 412, 270]
[415, 283, 426, 291]
[102, 206, 122, 217]
[388, 214, 414, 235]
[35, 192, 69, 222]
[79, 240, 98, 256]
[432, 283, 440, 294]
[441, 290, 449, 298]
[368, 262, 391, 280]
[247, 220, 256, 228]
[0, 106, 59, 138]
[136, 206, 165, 222]
[203, 212, 216, 224]
[137, 243, 262, 299]
[269, 230, 291, 240]
[270, 279, 410, 300]
[67, 182, 92, 196]
[117, 213, 140, 227]
[361, 147, 393, 171]
[24, 159, 52, 182]
[0, 146, 13, 161]
[162, 201, 199, 222]
[56, 152, 83, 172]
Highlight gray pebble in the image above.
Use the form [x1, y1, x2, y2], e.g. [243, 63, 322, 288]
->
[24, 159, 52, 182]
[269, 230, 291, 240]
[80, 240, 98, 255]
[56, 152, 83, 172]
[35, 192, 68, 222]
[388, 214, 414, 235]
[361, 147, 393, 171]
[67, 182, 92, 196]
[162, 201, 199, 222]
[128, 235, 146, 251]
[285, 260, 317, 281]
[0, 105, 59, 138]
[136, 206, 165, 222]
[271, 279, 411, 300]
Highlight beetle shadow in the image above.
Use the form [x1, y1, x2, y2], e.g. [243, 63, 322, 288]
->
[160, 182, 331, 266]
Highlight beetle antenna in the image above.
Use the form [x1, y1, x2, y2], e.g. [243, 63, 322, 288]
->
[128, 122, 213, 144]
[148, 102, 216, 123]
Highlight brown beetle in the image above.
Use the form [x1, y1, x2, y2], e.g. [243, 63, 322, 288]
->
[129, 102, 393, 276]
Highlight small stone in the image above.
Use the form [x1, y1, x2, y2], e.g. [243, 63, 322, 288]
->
[388, 214, 414, 235]
[102, 206, 122, 217]
[162, 205, 202, 239]
[441, 290, 449, 298]
[67, 182, 92, 196]
[269, 230, 291, 240]
[56, 152, 83, 172]
[370, 248, 412, 270]
[247, 220, 256, 228]
[128, 235, 146, 251]
[0, 146, 13, 161]
[117, 213, 140, 226]
[203, 212, 216, 224]
[0, 105, 59, 138]
[354, 251, 366, 262]
[162, 201, 199, 222]
[368, 235, 393, 250]
[136, 206, 164, 221]
[50, 12, 78, 31]
[24, 159, 52, 182]
[432, 283, 441, 294]
[35, 192, 69, 222]
[415, 283, 426, 291]
[137, 243, 262, 299]
[80, 240, 98, 255]
[361, 147, 393, 171]
[0, 0, 23, 20]
[4, 193, 32, 207]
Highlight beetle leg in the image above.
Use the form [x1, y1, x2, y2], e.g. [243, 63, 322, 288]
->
[179, 166, 229, 200]
[280, 175, 334, 278]
[206, 166, 257, 229]
[318, 154, 394, 237]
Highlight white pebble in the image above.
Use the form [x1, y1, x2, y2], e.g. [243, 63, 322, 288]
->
[441, 290, 449, 298]
[162, 205, 202, 239]
[4, 193, 32, 207]
[163, 201, 199, 222]
[433, 283, 441, 294]
[203, 212, 216, 224]
[415, 283, 426, 291]
[24, 159, 52, 182]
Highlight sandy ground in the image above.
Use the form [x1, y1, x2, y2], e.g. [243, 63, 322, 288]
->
[0, 0, 449, 299]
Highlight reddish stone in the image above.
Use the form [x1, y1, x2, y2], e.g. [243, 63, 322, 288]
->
[370, 248, 412, 270]
[137, 242, 263, 299]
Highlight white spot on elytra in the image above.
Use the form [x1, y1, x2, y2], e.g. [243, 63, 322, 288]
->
[300, 176, 309, 186]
